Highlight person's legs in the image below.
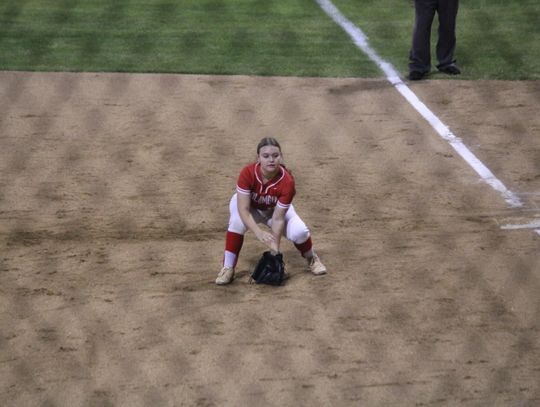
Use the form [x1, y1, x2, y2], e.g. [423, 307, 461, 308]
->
[409, 0, 437, 76]
[436, 0, 459, 71]
[216, 194, 246, 284]
[268, 205, 327, 275]
[223, 194, 247, 267]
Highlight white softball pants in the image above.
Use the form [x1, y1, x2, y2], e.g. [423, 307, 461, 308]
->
[227, 193, 311, 244]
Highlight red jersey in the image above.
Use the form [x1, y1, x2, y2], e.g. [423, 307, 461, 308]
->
[236, 163, 295, 211]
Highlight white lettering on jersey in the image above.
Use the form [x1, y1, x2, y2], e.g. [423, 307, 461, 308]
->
[250, 192, 278, 206]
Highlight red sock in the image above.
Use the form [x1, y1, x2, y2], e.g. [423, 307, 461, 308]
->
[294, 237, 312, 257]
[224, 231, 244, 268]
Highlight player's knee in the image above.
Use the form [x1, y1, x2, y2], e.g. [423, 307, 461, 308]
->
[228, 218, 247, 235]
[288, 225, 310, 244]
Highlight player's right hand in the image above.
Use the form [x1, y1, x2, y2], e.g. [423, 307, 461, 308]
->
[256, 230, 276, 250]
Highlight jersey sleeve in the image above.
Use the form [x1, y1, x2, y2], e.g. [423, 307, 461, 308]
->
[236, 165, 253, 195]
[276, 175, 295, 209]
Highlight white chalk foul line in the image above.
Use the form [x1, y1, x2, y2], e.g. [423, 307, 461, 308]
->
[501, 219, 540, 230]
[504, 222, 540, 237]
[316, 0, 523, 209]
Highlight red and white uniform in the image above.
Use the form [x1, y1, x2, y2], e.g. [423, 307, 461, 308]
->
[227, 162, 310, 243]
[223, 162, 314, 269]
[236, 162, 295, 211]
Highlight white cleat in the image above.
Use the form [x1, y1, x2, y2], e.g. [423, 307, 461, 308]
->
[215, 266, 234, 285]
[309, 254, 327, 276]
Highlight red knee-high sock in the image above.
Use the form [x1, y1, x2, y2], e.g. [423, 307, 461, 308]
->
[294, 237, 313, 257]
[224, 231, 244, 268]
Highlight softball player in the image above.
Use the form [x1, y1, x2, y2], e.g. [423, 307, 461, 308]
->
[216, 137, 327, 285]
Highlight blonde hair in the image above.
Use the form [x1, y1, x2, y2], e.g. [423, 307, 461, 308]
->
[256, 137, 281, 154]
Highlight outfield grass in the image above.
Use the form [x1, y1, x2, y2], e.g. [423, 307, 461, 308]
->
[0, 0, 379, 77]
[0, 0, 539, 79]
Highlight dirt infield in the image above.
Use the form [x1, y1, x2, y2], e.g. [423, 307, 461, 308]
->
[1, 71, 539, 406]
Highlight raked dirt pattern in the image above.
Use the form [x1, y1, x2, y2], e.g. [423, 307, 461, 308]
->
[1, 71, 539, 406]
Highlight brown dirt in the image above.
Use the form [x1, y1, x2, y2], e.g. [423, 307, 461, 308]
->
[1, 71, 539, 406]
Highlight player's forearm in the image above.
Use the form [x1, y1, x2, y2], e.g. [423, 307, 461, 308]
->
[271, 218, 285, 252]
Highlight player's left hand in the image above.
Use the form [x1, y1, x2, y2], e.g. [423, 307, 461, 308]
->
[256, 230, 278, 252]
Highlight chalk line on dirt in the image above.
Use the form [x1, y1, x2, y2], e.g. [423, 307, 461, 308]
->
[501, 220, 540, 230]
[315, 0, 523, 210]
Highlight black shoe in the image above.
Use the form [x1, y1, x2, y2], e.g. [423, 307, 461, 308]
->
[408, 70, 427, 81]
[438, 64, 461, 75]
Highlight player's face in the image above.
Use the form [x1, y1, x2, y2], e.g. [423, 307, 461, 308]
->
[257, 145, 282, 177]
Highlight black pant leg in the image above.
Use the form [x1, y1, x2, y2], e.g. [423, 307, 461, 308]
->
[409, 0, 438, 73]
[436, 0, 459, 68]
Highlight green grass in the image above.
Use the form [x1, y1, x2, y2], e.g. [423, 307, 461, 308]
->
[0, 0, 380, 77]
[459, 0, 540, 79]
[0, 0, 539, 79]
